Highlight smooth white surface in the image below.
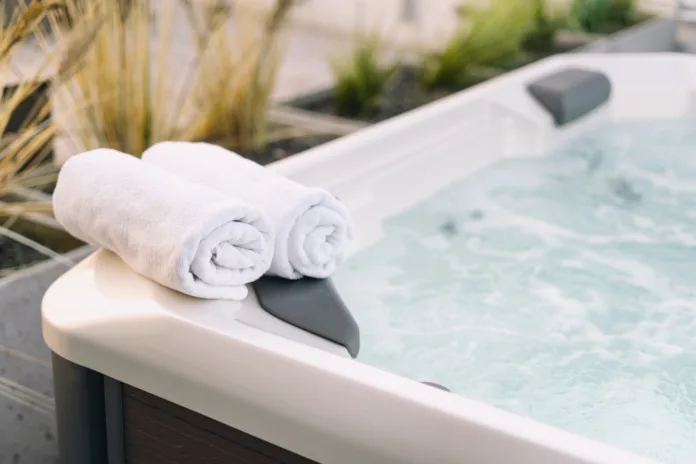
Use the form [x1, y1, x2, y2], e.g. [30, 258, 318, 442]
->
[43, 54, 696, 464]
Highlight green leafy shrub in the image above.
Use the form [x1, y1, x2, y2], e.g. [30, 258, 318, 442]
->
[524, 0, 567, 53]
[421, 0, 536, 90]
[606, 0, 641, 28]
[331, 34, 399, 119]
[571, 0, 640, 34]
[571, 0, 612, 33]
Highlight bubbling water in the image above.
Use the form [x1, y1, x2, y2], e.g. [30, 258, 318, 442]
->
[334, 119, 696, 463]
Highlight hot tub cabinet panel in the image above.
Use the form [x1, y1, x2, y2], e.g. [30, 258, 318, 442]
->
[52, 353, 316, 464]
[122, 385, 318, 464]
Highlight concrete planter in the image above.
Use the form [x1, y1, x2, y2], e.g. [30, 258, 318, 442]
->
[574, 17, 677, 53]
[0, 245, 93, 464]
[286, 17, 678, 124]
[554, 29, 606, 52]
[0, 211, 83, 259]
[285, 88, 336, 113]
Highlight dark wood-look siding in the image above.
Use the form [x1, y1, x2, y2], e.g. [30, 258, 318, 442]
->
[122, 385, 317, 464]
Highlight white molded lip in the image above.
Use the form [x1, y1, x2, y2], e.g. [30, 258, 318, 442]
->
[42, 253, 657, 464]
[42, 53, 696, 464]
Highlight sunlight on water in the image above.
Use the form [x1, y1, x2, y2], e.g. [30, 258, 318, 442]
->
[334, 119, 696, 463]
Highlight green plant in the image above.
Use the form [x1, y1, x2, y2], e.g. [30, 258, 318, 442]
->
[606, 0, 640, 28]
[330, 33, 399, 119]
[421, 0, 536, 90]
[524, 0, 567, 53]
[571, 0, 640, 34]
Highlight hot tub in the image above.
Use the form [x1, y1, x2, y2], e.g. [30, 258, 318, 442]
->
[42, 53, 696, 464]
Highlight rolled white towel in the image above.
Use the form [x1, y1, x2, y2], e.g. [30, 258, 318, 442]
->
[53, 148, 274, 300]
[142, 141, 355, 279]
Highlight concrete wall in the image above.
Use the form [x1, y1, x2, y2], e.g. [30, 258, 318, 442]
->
[576, 17, 677, 52]
[238, 0, 677, 49]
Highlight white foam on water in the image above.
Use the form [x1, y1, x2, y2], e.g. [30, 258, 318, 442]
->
[334, 119, 696, 463]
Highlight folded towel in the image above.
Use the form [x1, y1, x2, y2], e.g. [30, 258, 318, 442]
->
[53, 148, 274, 300]
[142, 142, 355, 279]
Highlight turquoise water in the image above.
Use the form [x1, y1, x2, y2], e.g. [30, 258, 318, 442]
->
[333, 119, 696, 463]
